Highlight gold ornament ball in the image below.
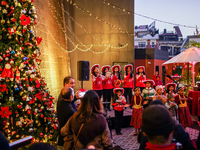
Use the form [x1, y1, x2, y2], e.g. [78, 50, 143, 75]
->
[1, 20, 5, 24]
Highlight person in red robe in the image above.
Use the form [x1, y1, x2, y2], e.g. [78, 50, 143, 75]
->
[153, 71, 159, 82]
[136, 66, 146, 91]
[130, 87, 144, 136]
[123, 64, 134, 104]
[91, 64, 103, 99]
[175, 87, 193, 128]
[154, 75, 163, 87]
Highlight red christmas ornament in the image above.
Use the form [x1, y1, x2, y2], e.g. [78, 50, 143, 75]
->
[0, 106, 12, 118]
[17, 105, 22, 109]
[11, 18, 16, 22]
[3, 121, 7, 125]
[20, 15, 30, 26]
[39, 133, 43, 137]
[41, 114, 44, 118]
[27, 109, 31, 115]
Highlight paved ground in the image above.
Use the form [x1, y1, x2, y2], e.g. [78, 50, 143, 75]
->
[112, 126, 200, 150]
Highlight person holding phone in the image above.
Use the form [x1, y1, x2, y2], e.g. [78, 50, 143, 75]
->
[101, 65, 113, 111]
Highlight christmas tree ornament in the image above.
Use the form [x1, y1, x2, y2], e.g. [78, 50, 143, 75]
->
[2, 9, 7, 14]
[1, 19, 5, 24]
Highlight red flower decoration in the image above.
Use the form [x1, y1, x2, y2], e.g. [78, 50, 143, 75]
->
[36, 80, 41, 88]
[20, 15, 30, 26]
[0, 84, 8, 92]
[35, 92, 43, 100]
[1, 1, 7, 6]
[0, 106, 12, 118]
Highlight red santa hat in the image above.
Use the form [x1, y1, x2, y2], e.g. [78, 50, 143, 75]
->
[124, 64, 133, 72]
[143, 79, 155, 85]
[196, 81, 200, 85]
[111, 65, 121, 73]
[90, 64, 99, 74]
[101, 65, 111, 73]
[136, 66, 145, 72]
[171, 74, 181, 78]
[165, 83, 176, 90]
[113, 88, 124, 95]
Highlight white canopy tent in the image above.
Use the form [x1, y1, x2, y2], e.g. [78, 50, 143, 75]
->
[163, 47, 200, 87]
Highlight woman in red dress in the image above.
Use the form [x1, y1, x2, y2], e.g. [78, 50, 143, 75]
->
[130, 87, 144, 136]
[101, 65, 113, 111]
[91, 64, 103, 99]
[136, 66, 146, 91]
[123, 64, 134, 104]
[111, 65, 121, 88]
[112, 88, 126, 135]
[175, 87, 193, 128]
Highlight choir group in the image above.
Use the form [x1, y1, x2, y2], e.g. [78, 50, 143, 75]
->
[90, 64, 193, 135]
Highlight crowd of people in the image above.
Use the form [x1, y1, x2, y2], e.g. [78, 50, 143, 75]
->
[1, 64, 200, 150]
[54, 63, 200, 150]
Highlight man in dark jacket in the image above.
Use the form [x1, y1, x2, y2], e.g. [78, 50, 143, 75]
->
[57, 87, 76, 147]
[57, 76, 80, 111]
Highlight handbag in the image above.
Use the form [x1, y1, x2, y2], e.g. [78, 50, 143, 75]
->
[63, 123, 84, 150]
[72, 123, 84, 150]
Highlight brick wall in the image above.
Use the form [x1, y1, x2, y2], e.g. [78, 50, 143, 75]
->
[34, 0, 71, 101]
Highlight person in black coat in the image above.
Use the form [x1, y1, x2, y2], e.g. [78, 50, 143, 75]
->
[57, 87, 76, 146]
[57, 76, 80, 111]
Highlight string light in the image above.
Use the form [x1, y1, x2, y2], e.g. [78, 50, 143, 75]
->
[100, 0, 199, 29]
[37, 20, 128, 54]
[63, 0, 185, 48]
[45, 0, 129, 50]
[45, 0, 180, 50]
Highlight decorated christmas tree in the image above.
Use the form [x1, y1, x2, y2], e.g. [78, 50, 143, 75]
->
[0, 0, 58, 144]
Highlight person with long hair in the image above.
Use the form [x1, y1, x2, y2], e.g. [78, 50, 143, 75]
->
[112, 88, 126, 135]
[91, 64, 103, 99]
[111, 65, 121, 88]
[61, 90, 113, 150]
[130, 87, 144, 136]
[136, 66, 146, 91]
[175, 87, 193, 129]
[123, 64, 134, 104]
[166, 83, 177, 98]
[101, 65, 113, 111]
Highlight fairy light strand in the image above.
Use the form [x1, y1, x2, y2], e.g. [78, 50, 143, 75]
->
[37, 20, 128, 54]
[64, 0, 183, 47]
[100, 0, 199, 29]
